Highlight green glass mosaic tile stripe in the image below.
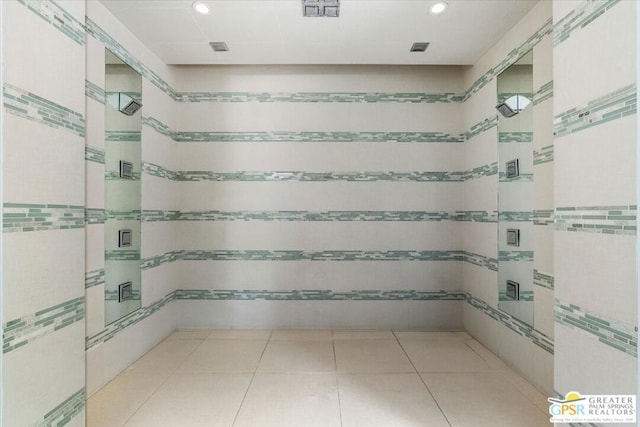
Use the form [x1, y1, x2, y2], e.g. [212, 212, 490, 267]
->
[462, 251, 498, 271]
[3, 296, 85, 354]
[105, 210, 141, 221]
[3, 203, 84, 233]
[171, 171, 466, 182]
[105, 170, 141, 181]
[85, 18, 178, 100]
[499, 250, 534, 262]
[463, 18, 552, 102]
[174, 131, 465, 143]
[499, 290, 534, 301]
[453, 210, 498, 223]
[142, 162, 181, 180]
[555, 205, 636, 235]
[498, 132, 533, 143]
[465, 292, 554, 354]
[553, 0, 621, 47]
[464, 117, 498, 140]
[86, 80, 105, 104]
[179, 250, 464, 262]
[142, 115, 175, 138]
[105, 250, 141, 261]
[554, 83, 636, 138]
[533, 269, 554, 289]
[86, 269, 105, 289]
[141, 251, 181, 270]
[555, 298, 636, 358]
[534, 209, 554, 226]
[105, 290, 141, 301]
[142, 210, 181, 222]
[498, 211, 533, 222]
[175, 289, 464, 301]
[3, 83, 85, 137]
[106, 130, 141, 142]
[86, 292, 176, 349]
[85, 145, 105, 164]
[533, 145, 553, 165]
[464, 162, 498, 180]
[85, 208, 105, 225]
[176, 91, 463, 103]
[499, 172, 534, 182]
[18, 0, 85, 46]
[37, 387, 85, 427]
[533, 81, 553, 106]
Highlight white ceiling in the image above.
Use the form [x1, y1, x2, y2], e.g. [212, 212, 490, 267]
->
[99, 0, 538, 65]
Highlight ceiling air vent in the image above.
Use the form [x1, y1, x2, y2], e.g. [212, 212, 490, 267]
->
[410, 42, 430, 52]
[303, 0, 339, 17]
[209, 42, 229, 52]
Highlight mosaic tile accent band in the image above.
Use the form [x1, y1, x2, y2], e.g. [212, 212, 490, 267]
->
[3, 203, 84, 233]
[499, 250, 534, 262]
[105, 170, 141, 181]
[464, 117, 498, 140]
[498, 132, 533, 143]
[106, 130, 141, 142]
[555, 299, 637, 358]
[142, 210, 180, 222]
[533, 81, 553, 106]
[3, 296, 85, 354]
[499, 291, 534, 302]
[555, 205, 636, 235]
[465, 293, 554, 354]
[86, 292, 176, 349]
[464, 162, 498, 181]
[533, 269, 554, 290]
[3, 82, 85, 137]
[462, 251, 498, 272]
[174, 130, 466, 143]
[176, 91, 463, 104]
[85, 208, 106, 224]
[554, 83, 636, 138]
[36, 388, 85, 427]
[179, 250, 463, 262]
[167, 171, 466, 183]
[498, 211, 533, 222]
[86, 269, 105, 289]
[463, 18, 552, 102]
[105, 290, 141, 301]
[175, 289, 464, 301]
[85, 80, 105, 104]
[105, 250, 140, 261]
[533, 145, 553, 165]
[533, 209, 554, 226]
[553, 0, 621, 47]
[85, 145, 105, 164]
[142, 115, 174, 138]
[106, 210, 142, 221]
[141, 251, 181, 270]
[18, 0, 85, 46]
[499, 172, 534, 182]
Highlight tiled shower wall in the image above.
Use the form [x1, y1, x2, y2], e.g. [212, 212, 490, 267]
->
[84, 1, 179, 396]
[2, 1, 86, 425]
[171, 65, 467, 329]
[552, 0, 638, 409]
[461, 1, 554, 395]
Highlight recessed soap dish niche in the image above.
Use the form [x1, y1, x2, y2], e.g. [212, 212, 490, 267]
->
[118, 229, 132, 247]
[118, 282, 133, 302]
[506, 159, 520, 178]
[506, 228, 520, 246]
[506, 280, 520, 301]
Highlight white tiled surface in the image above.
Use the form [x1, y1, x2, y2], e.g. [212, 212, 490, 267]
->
[88, 329, 550, 426]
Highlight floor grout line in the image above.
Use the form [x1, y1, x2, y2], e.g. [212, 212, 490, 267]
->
[230, 329, 273, 427]
[332, 329, 344, 427]
[391, 330, 453, 427]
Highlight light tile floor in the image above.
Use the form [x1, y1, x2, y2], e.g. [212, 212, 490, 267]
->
[87, 330, 550, 427]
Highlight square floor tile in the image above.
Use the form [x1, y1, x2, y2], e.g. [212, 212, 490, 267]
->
[167, 329, 211, 340]
[270, 329, 333, 341]
[334, 330, 395, 340]
[400, 339, 493, 373]
[234, 373, 341, 427]
[334, 339, 414, 373]
[178, 339, 268, 373]
[421, 372, 550, 426]
[257, 340, 335, 373]
[338, 373, 450, 427]
[394, 331, 470, 341]
[206, 329, 271, 340]
[87, 368, 171, 427]
[123, 373, 251, 427]
[128, 339, 202, 373]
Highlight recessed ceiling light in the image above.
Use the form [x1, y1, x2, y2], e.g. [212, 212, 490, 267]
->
[429, 1, 448, 15]
[192, 1, 210, 15]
